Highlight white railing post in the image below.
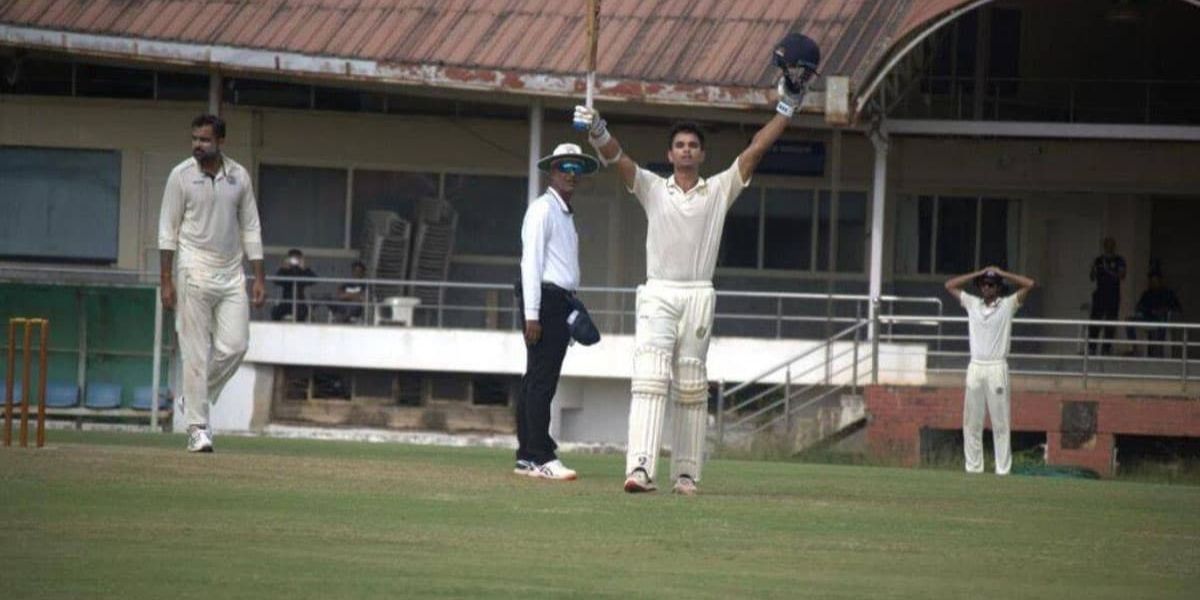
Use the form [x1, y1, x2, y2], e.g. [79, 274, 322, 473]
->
[784, 365, 792, 432]
[715, 380, 725, 456]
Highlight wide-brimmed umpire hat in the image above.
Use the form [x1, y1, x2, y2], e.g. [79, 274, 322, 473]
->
[537, 143, 599, 174]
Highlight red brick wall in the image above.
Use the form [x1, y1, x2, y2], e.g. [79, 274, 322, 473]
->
[864, 385, 1200, 476]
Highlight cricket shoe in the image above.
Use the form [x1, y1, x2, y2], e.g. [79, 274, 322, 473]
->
[513, 459, 538, 476]
[187, 427, 213, 453]
[672, 475, 698, 496]
[623, 468, 657, 493]
[533, 459, 577, 481]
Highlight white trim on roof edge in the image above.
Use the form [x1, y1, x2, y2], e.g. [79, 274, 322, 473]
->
[0, 24, 827, 114]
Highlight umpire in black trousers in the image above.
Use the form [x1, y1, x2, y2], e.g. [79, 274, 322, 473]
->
[514, 143, 598, 481]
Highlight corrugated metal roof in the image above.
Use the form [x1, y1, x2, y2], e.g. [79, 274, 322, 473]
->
[0, 0, 970, 110]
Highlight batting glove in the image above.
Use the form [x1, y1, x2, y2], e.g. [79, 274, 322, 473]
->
[574, 105, 612, 147]
[775, 77, 808, 118]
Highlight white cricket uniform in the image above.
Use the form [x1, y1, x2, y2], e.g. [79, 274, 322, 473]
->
[520, 187, 580, 320]
[158, 156, 263, 429]
[625, 158, 750, 483]
[960, 292, 1021, 475]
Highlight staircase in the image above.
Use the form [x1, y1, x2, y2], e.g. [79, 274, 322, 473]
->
[712, 320, 874, 455]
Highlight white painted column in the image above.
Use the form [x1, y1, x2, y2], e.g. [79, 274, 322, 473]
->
[208, 70, 222, 116]
[527, 100, 543, 203]
[150, 286, 163, 432]
[868, 129, 889, 339]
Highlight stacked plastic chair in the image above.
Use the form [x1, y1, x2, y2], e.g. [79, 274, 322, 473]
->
[361, 210, 411, 302]
[408, 198, 458, 321]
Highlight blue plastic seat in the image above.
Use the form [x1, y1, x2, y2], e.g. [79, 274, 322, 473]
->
[45, 382, 80, 408]
[131, 386, 172, 411]
[2, 380, 22, 403]
[84, 382, 123, 409]
[2, 380, 76, 407]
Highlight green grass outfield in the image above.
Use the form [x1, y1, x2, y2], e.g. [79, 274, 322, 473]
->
[2, 431, 1198, 599]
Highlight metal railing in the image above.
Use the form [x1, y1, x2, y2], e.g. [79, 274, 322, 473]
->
[880, 313, 1200, 389]
[5, 264, 1198, 430]
[258, 274, 944, 340]
[713, 318, 875, 453]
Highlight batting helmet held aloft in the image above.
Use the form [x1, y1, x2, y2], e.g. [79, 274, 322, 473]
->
[773, 33, 821, 74]
[773, 33, 821, 95]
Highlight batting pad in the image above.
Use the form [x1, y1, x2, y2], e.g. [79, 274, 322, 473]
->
[671, 358, 708, 482]
[631, 346, 671, 396]
[626, 346, 672, 480]
[674, 357, 708, 405]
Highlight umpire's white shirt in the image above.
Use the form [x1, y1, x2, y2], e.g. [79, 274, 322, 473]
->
[961, 292, 1020, 363]
[628, 158, 750, 282]
[521, 187, 579, 320]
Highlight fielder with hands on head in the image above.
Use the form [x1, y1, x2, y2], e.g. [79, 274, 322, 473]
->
[573, 34, 820, 495]
[944, 266, 1035, 475]
[514, 143, 599, 481]
[159, 114, 266, 453]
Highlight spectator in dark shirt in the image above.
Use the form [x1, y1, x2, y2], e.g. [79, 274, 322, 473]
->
[1088, 237, 1125, 355]
[330, 261, 369, 323]
[1127, 272, 1182, 358]
[270, 248, 317, 322]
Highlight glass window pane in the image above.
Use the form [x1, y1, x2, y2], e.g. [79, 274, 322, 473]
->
[918, 195, 934, 274]
[156, 72, 209, 101]
[443, 174, 526, 256]
[718, 187, 760, 268]
[229, 78, 310, 109]
[76, 64, 154, 99]
[314, 86, 384, 112]
[763, 188, 813, 270]
[258, 165, 347, 248]
[817, 193, 831, 271]
[837, 192, 868, 273]
[980, 197, 1013, 268]
[894, 195, 923, 275]
[351, 170, 439, 247]
[0, 147, 121, 262]
[935, 196, 978, 274]
[0, 58, 72, 96]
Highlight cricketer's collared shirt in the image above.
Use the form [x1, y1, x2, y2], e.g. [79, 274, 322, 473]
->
[521, 187, 580, 320]
[960, 292, 1021, 363]
[628, 158, 750, 282]
[158, 155, 263, 273]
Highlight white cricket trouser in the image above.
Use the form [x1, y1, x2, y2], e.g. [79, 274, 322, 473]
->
[963, 360, 1011, 475]
[176, 267, 250, 429]
[626, 280, 715, 483]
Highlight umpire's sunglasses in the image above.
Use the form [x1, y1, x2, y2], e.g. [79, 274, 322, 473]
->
[554, 160, 585, 174]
